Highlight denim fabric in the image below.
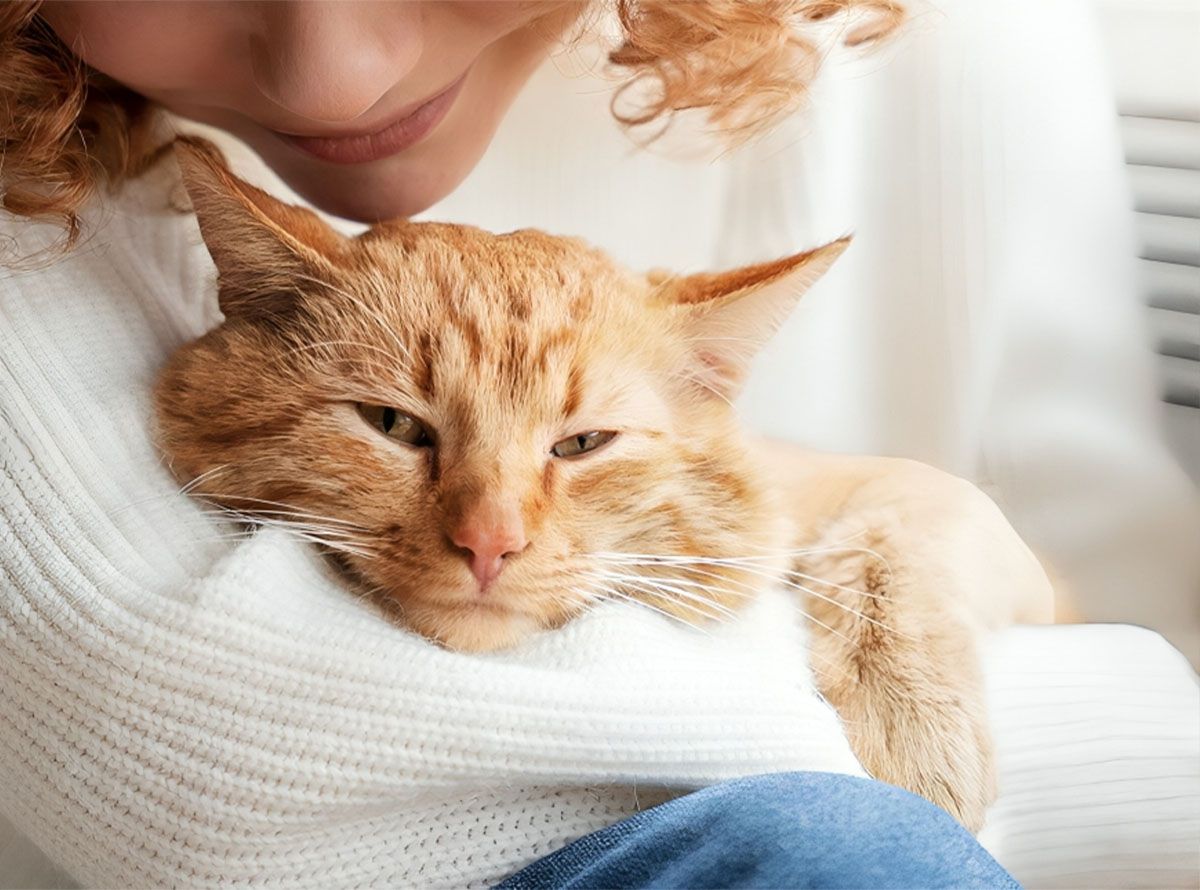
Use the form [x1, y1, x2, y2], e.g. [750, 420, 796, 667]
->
[496, 772, 1019, 889]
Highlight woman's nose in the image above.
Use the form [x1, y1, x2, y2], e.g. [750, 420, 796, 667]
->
[250, 1, 424, 124]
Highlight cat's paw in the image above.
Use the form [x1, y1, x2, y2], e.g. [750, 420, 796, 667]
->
[805, 549, 1000, 832]
[793, 459, 1041, 831]
[840, 686, 997, 832]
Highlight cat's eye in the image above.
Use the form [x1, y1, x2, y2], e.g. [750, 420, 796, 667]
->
[551, 430, 617, 459]
[357, 403, 433, 447]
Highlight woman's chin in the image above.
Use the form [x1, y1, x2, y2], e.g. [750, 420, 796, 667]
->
[245, 106, 498, 223]
[269, 155, 466, 223]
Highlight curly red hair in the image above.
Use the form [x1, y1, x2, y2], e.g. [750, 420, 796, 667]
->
[0, 0, 902, 248]
[610, 0, 903, 138]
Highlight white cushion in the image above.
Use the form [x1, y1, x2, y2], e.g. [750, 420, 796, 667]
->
[980, 625, 1200, 888]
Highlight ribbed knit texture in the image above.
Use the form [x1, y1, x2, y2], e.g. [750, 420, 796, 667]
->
[2, 154, 1198, 890]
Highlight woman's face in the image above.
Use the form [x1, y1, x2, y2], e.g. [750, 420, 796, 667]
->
[40, 1, 582, 221]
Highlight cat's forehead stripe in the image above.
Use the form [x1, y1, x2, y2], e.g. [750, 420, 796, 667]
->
[449, 314, 485, 364]
[345, 223, 679, 429]
[562, 364, 584, 419]
[413, 330, 436, 398]
[368, 224, 623, 320]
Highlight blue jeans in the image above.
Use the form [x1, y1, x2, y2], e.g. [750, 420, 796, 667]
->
[496, 772, 1019, 889]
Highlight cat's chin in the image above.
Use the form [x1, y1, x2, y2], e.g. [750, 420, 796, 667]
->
[405, 601, 546, 654]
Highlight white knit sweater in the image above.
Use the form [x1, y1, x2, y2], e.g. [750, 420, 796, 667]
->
[6, 10, 1200, 883]
[4, 144, 1200, 890]
[0, 160, 866, 887]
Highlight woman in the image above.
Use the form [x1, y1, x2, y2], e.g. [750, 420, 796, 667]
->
[1, 2, 1193, 887]
[4, 1, 895, 231]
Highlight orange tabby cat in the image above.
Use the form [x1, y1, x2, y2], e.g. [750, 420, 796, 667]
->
[156, 137, 1054, 831]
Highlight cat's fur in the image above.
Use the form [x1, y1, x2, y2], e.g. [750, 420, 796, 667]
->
[156, 137, 1055, 831]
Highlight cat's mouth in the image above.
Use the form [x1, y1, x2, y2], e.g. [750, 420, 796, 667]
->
[344, 562, 573, 652]
[459, 596, 520, 616]
[408, 597, 548, 653]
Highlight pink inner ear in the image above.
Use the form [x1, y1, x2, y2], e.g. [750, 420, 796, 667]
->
[687, 346, 742, 398]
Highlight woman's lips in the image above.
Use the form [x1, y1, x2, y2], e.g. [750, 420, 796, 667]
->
[274, 72, 468, 165]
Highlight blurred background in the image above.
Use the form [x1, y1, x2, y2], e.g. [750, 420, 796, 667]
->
[1094, 0, 1200, 658]
[1095, 0, 1199, 483]
[742, 0, 1200, 664]
[733, 0, 1200, 663]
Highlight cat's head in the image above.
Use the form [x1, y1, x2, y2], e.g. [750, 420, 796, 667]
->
[156, 137, 847, 652]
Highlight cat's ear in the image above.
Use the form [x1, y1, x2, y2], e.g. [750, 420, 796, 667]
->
[174, 136, 346, 319]
[660, 237, 850, 399]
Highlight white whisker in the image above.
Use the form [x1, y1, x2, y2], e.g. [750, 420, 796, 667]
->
[187, 492, 369, 530]
[589, 549, 893, 600]
[271, 339, 411, 378]
[584, 570, 739, 619]
[786, 579, 912, 640]
[112, 464, 231, 515]
[590, 572, 738, 623]
[783, 568, 889, 602]
[794, 605, 858, 648]
[592, 584, 711, 635]
[666, 558, 912, 641]
[180, 464, 231, 495]
[587, 547, 910, 640]
[668, 368, 737, 409]
[292, 270, 414, 364]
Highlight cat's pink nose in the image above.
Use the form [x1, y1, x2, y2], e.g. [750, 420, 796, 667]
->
[449, 500, 528, 591]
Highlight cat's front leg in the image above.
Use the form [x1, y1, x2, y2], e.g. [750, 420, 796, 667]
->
[765, 447, 1055, 831]
[799, 526, 997, 831]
